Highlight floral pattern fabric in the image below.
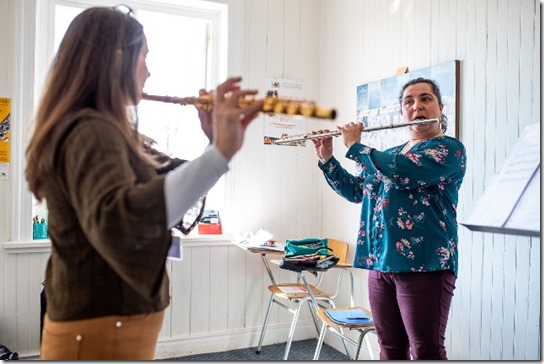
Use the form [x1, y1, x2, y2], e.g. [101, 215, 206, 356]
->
[319, 136, 466, 277]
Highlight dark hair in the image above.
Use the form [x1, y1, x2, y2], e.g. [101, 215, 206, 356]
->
[398, 77, 448, 133]
[26, 5, 151, 200]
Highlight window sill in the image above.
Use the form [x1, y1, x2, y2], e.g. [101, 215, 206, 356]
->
[2, 240, 52, 254]
[2, 234, 234, 254]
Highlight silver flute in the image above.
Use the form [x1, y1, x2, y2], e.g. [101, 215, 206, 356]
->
[273, 118, 439, 145]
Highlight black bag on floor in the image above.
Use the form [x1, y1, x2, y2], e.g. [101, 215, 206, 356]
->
[0, 344, 19, 360]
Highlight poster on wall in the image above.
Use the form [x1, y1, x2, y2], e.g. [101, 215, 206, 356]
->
[263, 78, 306, 145]
[356, 60, 459, 151]
[0, 97, 10, 180]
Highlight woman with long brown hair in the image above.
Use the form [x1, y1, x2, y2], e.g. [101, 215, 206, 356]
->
[26, 5, 262, 360]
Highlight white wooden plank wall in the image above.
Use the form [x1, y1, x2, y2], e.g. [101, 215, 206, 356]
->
[1, 241, 322, 359]
[0, 0, 332, 359]
[318, 0, 540, 360]
[0, 0, 540, 360]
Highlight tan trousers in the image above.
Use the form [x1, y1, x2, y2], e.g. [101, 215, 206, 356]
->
[41, 310, 165, 360]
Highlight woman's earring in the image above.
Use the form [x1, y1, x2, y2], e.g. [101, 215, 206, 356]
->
[440, 119, 447, 133]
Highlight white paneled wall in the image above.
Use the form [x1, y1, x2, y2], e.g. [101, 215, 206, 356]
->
[1, 240, 326, 359]
[0, 0, 540, 360]
[317, 0, 540, 360]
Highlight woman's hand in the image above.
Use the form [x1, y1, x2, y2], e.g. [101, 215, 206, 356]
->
[212, 77, 263, 161]
[338, 121, 363, 149]
[311, 130, 334, 163]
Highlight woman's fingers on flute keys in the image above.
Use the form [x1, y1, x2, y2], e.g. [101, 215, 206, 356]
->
[214, 77, 242, 104]
[212, 77, 263, 161]
[338, 121, 362, 148]
[222, 89, 262, 128]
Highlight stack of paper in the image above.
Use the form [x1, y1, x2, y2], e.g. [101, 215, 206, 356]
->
[233, 229, 284, 252]
[324, 308, 373, 325]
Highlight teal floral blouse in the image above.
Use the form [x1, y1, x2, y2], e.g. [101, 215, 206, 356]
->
[319, 136, 466, 277]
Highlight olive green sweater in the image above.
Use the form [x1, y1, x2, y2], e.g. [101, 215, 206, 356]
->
[43, 110, 171, 321]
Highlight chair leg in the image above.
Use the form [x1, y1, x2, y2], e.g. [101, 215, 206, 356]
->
[312, 322, 328, 360]
[282, 300, 305, 360]
[288, 296, 334, 359]
[355, 327, 375, 360]
[304, 297, 336, 334]
[256, 293, 275, 354]
[324, 298, 354, 357]
[337, 326, 352, 359]
[306, 298, 321, 334]
[364, 328, 376, 360]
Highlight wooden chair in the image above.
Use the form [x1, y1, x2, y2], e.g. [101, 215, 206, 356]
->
[255, 238, 353, 360]
[313, 306, 376, 360]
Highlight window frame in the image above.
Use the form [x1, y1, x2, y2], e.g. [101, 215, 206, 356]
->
[7, 0, 228, 245]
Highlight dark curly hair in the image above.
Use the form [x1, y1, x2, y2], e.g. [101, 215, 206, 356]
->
[398, 77, 448, 133]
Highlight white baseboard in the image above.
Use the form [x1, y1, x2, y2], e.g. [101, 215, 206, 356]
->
[155, 321, 317, 359]
[19, 321, 318, 360]
[21, 320, 381, 360]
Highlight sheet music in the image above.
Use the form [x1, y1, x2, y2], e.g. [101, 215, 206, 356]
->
[462, 123, 540, 235]
[246, 229, 274, 246]
[232, 229, 284, 252]
[504, 166, 540, 232]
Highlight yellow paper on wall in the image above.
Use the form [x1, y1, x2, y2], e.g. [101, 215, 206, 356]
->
[0, 98, 10, 163]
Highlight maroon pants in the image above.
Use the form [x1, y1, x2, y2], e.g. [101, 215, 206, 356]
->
[368, 270, 456, 360]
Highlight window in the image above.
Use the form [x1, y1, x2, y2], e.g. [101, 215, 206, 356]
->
[14, 0, 227, 242]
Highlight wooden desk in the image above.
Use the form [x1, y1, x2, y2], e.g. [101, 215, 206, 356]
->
[231, 241, 284, 285]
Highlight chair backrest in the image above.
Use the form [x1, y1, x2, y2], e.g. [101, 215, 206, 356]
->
[326, 238, 349, 265]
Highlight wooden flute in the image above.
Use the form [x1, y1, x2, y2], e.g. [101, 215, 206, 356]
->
[142, 92, 337, 120]
[273, 118, 440, 145]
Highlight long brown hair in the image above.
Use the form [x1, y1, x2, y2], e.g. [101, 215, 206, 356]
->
[25, 5, 153, 200]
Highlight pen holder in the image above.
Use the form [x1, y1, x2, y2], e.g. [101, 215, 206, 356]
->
[33, 222, 48, 240]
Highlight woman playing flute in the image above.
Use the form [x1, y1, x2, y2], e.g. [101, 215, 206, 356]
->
[25, 5, 262, 360]
[312, 78, 467, 360]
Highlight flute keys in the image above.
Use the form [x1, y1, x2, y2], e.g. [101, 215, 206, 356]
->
[273, 99, 288, 114]
[262, 96, 277, 113]
[195, 94, 213, 111]
[142, 91, 337, 120]
[238, 95, 255, 108]
[286, 101, 300, 115]
[300, 101, 316, 117]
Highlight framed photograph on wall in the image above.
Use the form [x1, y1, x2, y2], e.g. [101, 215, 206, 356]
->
[356, 60, 459, 151]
